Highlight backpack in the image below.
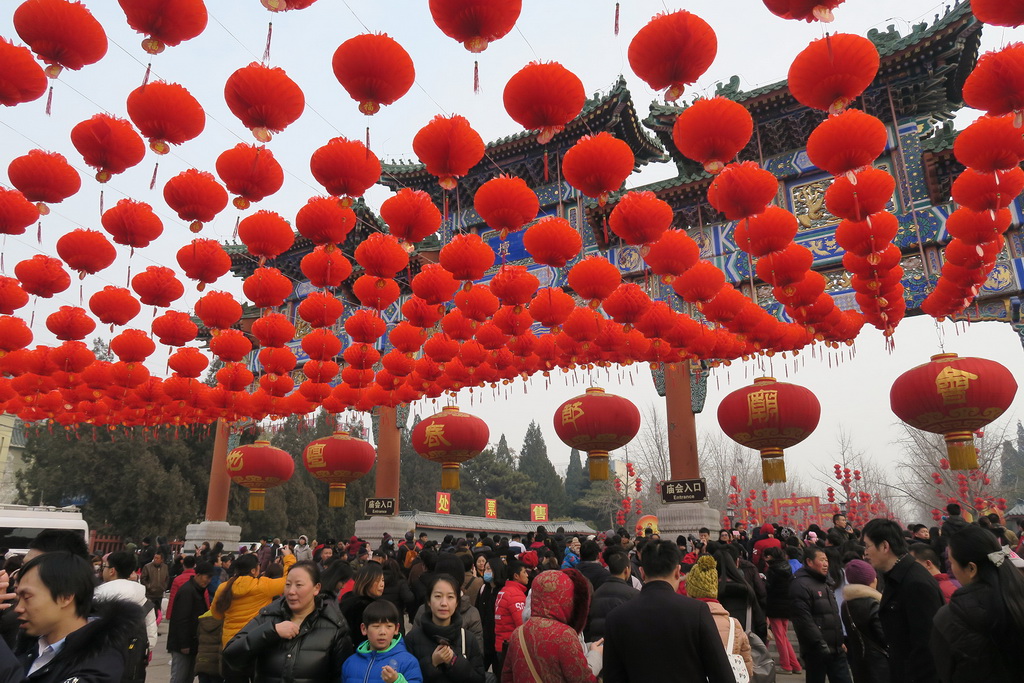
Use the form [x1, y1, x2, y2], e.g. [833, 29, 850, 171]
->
[403, 547, 419, 570]
[121, 600, 154, 683]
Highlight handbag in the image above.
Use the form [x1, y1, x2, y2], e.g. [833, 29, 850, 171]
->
[727, 617, 751, 683]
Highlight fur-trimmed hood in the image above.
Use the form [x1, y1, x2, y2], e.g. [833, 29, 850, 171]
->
[842, 583, 881, 602]
[530, 568, 591, 634]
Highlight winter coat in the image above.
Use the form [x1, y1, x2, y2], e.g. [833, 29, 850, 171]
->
[341, 637, 422, 683]
[879, 554, 944, 683]
[412, 600, 483, 655]
[293, 540, 313, 563]
[461, 572, 483, 609]
[93, 578, 158, 652]
[493, 579, 527, 653]
[194, 611, 223, 677]
[166, 569, 195, 621]
[561, 548, 580, 570]
[382, 563, 415, 624]
[765, 559, 794, 619]
[842, 583, 889, 683]
[933, 573, 957, 603]
[166, 577, 211, 653]
[139, 561, 169, 605]
[222, 596, 353, 683]
[931, 581, 1016, 683]
[752, 524, 782, 572]
[340, 593, 376, 648]
[603, 581, 736, 683]
[718, 576, 756, 631]
[501, 571, 598, 683]
[789, 566, 844, 657]
[584, 576, 638, 642]
[404, 608, 485, 683]
[12, 599, 142, 683]
[212, 553, 296, 647]
[475, 582, 499, 661]
[703, 599, 753, 679]
[575, 560, 610, 591]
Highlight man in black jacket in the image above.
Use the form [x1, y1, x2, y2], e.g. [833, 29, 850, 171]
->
[584, 549, 638, 642]
[603, 540, 734, 683]
[790, 547, 852, 683]
[167, 562, 215, 683]
[863, 518, 944, 683]
[575, 541, 610, 591]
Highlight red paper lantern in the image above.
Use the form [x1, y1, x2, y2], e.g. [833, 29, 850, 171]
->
[628, 10, 717, 102]
[608, 191, 673, 245]
[0, 39, 47, 105]
[252, 312, 295, 348]
[806, 110, 887, 176]
[411, 405, 489, 489]
[345, 310, 387, 343]
[297, 291, 344, 328]
[951, 167, 1024, 212]
[523, 217, 582, 268]
[602, 283, 652, 327]
[734, 206, 798, 257]
[14, 0, 108, 76]
[0, 317, 32, 355]
[718, 376, 821, 483]
[101, 199, 163, 249]
[295, 196, 356, 246]
[413, 115, 485, 190]
[455, 284, 499, 321]
[118, 0, 208, 54]
[944, 208, 1011, 245]
[70, 114, 146, 183]
[216, 144, 284, 210]
[672, 97, 753, 174]
[971, 0, 1024, 27]
[127, 81, 206, 153]
[952, 114, 1024, 172]
[209, 328, 251, 362]
[55, 229, 116, 277]
[835, 211, 900, 255]
[227, 438, 294, 510]
[301, 246, 352, 288]
[412, 263, 461, 306]
[554, 387, 641, 480]
[224, 63, 304, 142]
[46, 306, 95, 341]
[788, 34, 879, 114]
[152, 310, 198, 346]
[561, 132, 635, 205]
[890, 353, 1017, 469]
[194, 291, 242, 330]
[8, 150, 81, 211]
[303, 431, 376, 506]
[707, 162, 779, 220]
[824, 167, 895, 221]
[763, 0, 845, 22]
[332, 33, 414, 115]
[168, 347, 209, 379]
[503, 62, 585, 143]
[963, 43, 1024, 120]
[380, 189, 441, 244]
[439, 233, 495, 282]
[163, 169, 228, 232]
[89, 286, 141, 326]
[644, 230, 701, 281]
[216, 362, 254, 392]
[309, 137, 381, 200]
[0, 188, 40, 236]
[474, 175, 539, 239]
[176, 239, 232, 289]
[110, 329, 156, 363]
[428, 0, 522, 52]
[568, 256, 621, 307]
[489, 265, 539, 308]
[243, 267, 293, 308]
[15, 255, 70, 298]
[237, 210, 294, 261]
[352, 275, 400, 311]
[672, 260, 725, 303]
[0, 277, 29, 315]
[756, 244, 814, 287]
[354, 233, 409, 278]
[132, 265, 184, 307]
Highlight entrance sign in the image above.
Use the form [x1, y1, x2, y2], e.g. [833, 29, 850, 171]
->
[364, 498, 396, 516]
[660, 478, 708, 504]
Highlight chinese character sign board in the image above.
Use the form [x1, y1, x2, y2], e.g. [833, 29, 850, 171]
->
[485, 499, 498, 519]
[364, 498, 396, 516]
[530, 504, 548, 523]
[660, 478, 708, 504]
[436, 491, 452, 515]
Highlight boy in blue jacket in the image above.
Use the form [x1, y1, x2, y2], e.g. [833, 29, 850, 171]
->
[342, 600, 422, 683]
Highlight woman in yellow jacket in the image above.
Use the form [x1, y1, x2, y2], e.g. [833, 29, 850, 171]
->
[212, 547, 295, 681]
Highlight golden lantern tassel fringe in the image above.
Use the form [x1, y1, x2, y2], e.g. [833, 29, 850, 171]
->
[248, 489, 266, 511]
[762, 457, 787, 484]
[441, 463, 461, 490]
[329, 483, 346, 507]
[945, 431, 978, 470]
[589, 452, 610, 481]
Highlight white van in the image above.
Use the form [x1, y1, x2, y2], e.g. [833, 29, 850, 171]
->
[0, 504, 89, 556]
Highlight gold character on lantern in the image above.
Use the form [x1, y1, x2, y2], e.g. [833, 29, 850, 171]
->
[226, 450, 244, 472]
[747, 390, 779, 425]
[561, 401, 585, 427]
[935, 366, 978, 405]
[425, 423, 451, 448]
[305, 444, 326, 468]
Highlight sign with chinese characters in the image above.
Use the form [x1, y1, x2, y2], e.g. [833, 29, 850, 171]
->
[485, 499, 498, 519]
[364, 498, 395, 516]
[436, 491, 452, 515]
[530, 504, 549, 522]
[660, 478, 708, 504]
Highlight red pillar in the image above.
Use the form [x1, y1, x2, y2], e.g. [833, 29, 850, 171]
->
[375, 406, 401, 513]
[205, 419, 231, 522]
[664, 364, 701, 480]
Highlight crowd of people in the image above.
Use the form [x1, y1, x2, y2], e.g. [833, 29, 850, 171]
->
[0, 504, 1018, 682]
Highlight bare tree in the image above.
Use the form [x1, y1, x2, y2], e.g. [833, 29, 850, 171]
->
[631, 402, 671, 484]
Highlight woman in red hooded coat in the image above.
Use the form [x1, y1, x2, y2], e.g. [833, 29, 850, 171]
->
[501, 569, 602, 683]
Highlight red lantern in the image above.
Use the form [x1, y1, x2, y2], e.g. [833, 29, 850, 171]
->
[237, 210, 294, 261]
[152, 310, 198, 346]
[303, 431, 376, 506]
[55, 229, 116, 277]
[216, 144, 284, 210]
[132, 265, 184, 307]
[554, 387, 641, 480]
[489, 266, 539, 308]
[628, 10, 717, 102]
[163, 169, 228, 232]
[127, 81, 206, 154]
[309, 137, 381, 201]
[835, 211, 900, 255]
[295, 196, 356, 246]
[608, 191, 673, 245]
[718, 376, 821, 483]
[352, 275, 400, 311]
[824, 167, 895, 221]
[412, 405, 489, 489]
[224, 63, 305, 142]
[439, 233, 495, 282]
[0, 317, 32, 355]
[332, 33, 414, 115]
[15, 255, 70, 298]
[707, 162, 779, 221]
[216, 362, 254, 392]
[806, 110, 887, 177]
[380, 189, 441, 244]
[568, 256, 621, 307]
[603, 283, 652, 327]
[209, 329, 251, 362]
[672, 96, 753, 174]
[672, 260, 725, 303]
[227, 438, 294, 510]
[70, 114, 146, 183]
[168, 347, 209, 379]
[644, 230, 701, 281]
[0, 277, 29, 315]
[734, 207, 798, 257]
[301, 246, 352, 288]
[89, 286, 141, 326]
[429, 0, 521, 52]
[14, 0, 107, 76]
[474, 175, 539, 239]
[46, 306, 95, 341]
[412, 264, 461, 306]
[243, 267, 293, 309]
[788, 34, 879, 114]
[0, 188, 41, 236]
[110, 329, 156, 363]
[345, 310, 386, 343]
[756, 244, 814, 287]
[890, 353, 1017, 469]
[118, 0, 207, 54]
[455, 285, 499, 322]
[523, 217, 582, 268]
[354, 233, 409, 278]
[297, 291, 344, 329]
[413, 115, 485, 190]
[971, 0, 1024, 27]
[963, 44, 1024, 120]
[762, 0, 845, 22]
[952, 115, 1024, 172]
[0, 39, 47, 105]
[252, 312, 295, 348]
[502, 62, 585, 143]
[951, 167, 1024, 212]
[194, 291, 242, 330]
[176, 239, 232, 289]
[561, 132, 635, 206]
[8, 150, 81, 212]
[101, 199, 163, 249]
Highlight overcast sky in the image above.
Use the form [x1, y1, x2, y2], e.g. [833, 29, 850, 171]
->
[1, 1, 1022, 490]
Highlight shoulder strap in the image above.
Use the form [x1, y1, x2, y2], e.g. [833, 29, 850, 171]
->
[460, 628, 465, 658]
[727, 616, 736, 652]
[517, 627, 542, 683]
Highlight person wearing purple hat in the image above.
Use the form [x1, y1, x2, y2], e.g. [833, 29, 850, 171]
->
[841, 559, 888, 683]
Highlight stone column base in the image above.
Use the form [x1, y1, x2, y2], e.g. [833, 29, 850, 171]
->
[354, 516, 415, 545]
[654, 502, 722, 541]
[184, 520, 242, 554]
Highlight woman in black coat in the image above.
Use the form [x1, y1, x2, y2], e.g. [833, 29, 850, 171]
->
[380, 557, 414, 633]
[405, 574, 485, 683]
[339, 562, 385, 647]
[223, 562, 353, 683]
[475, 557, 506, 674]
[840, 560, 889, 683]
[764, 547, 802, 674]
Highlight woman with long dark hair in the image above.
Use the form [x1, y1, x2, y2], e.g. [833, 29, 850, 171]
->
[339, 561, 385, 646]
[476, 558, 506, 675]
[931, 524, 1024, 682]
[405, 574, 486, 682]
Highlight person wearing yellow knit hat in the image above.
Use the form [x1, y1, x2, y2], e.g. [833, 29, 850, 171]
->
[686, 555, 753, 680]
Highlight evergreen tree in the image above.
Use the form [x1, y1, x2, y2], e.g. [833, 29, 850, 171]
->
[564, 448, 588, 501]
[495, 434, 514, 467]
[399, 415, 443, 513]
[459, 446, 537, 520]
[517, 421, 569, 517]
